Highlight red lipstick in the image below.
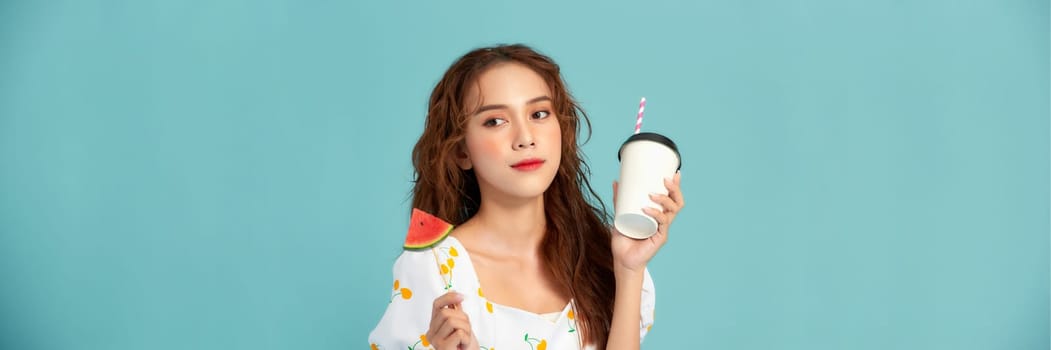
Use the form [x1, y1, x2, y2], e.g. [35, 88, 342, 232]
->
[511, 158, 545, 171]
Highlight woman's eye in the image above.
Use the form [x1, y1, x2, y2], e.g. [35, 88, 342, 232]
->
[532, 111, 551, 119]
[483, 118, 507, 127]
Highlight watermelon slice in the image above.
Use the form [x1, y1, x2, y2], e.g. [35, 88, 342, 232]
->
[403, 208, 454, 249]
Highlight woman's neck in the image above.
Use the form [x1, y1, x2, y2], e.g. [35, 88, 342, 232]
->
[458, 195, 546, 258]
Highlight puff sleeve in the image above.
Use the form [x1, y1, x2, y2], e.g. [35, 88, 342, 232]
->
[368, 249, 447, 350]
[639, 267, 656, 343]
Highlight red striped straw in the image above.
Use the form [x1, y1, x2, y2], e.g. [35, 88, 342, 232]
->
[634, 97, 646, 134]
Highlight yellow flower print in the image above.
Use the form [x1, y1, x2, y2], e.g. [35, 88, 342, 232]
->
[646, 308, 654, 332]
[567, 309, 576, 333]
[389, 279, 412, 302]
[477, 288, 493, 313]
[524, 334, 546, 350]
[409, 334, 430, 349]
[437, 252, 456, 273]
[432, 247, 455, 290]
[449, 246, 459, 257]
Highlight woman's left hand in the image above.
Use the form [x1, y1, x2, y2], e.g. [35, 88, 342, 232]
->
[611, 171, 684, 273]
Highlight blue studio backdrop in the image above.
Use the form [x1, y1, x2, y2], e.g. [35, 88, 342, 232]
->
[0, 0, 1047, 349]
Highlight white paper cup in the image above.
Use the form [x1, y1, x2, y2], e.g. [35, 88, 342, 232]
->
[615, 132, 681, 239]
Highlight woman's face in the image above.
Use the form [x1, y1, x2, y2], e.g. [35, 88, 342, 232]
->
[458, 62, 562, 203]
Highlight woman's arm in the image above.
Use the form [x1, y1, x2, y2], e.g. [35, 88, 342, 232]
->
[606, 266, 646, 350]
[607, 173, 683, 348]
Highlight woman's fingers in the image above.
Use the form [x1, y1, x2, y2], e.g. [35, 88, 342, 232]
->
[432, 309, 472, 343]
[651, 172, 685, 217]
[431, 291, 463, 314]
[428, 292, 467, 348]
[642, 206, 670, 228]
[649, 193, 680, 215]
[431, 307, 466, 336]
[667, 172, 685, 207]
[427, 291, 480, 350]
[451, 329, 472, 348]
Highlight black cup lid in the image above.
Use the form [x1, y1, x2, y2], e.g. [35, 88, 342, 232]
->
[617, 132, 681, 170]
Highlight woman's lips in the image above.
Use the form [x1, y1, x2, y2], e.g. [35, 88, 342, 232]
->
[511, 159, 545, 171]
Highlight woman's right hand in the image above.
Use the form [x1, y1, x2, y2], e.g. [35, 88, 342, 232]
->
[427, 292, 479, 350]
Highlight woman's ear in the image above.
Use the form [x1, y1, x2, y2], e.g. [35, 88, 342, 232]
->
[455, 146, 473, 170]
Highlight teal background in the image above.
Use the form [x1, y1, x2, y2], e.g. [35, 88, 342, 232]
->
[0, 0, 1047, 349]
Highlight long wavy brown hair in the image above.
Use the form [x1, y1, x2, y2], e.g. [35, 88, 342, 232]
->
[410, 44, 615, 347]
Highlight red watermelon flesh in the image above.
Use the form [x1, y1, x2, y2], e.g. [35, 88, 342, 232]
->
[403, 208, 454, 249]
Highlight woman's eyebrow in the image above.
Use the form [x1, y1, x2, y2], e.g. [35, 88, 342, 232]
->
[526, 96, 552, 104]
[474, 96, 552, 115]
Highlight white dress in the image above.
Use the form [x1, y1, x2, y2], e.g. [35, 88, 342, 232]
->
[368, 236, 656, 350]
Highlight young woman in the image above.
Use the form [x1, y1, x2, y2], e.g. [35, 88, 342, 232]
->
[369, 44, 684, 350]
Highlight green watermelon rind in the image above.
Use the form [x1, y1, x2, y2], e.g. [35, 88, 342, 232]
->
[403, 208, 455, 250]
[403, 227, 452, 250]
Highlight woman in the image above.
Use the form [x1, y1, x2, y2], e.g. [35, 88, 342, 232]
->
[369, 44, 684, 349]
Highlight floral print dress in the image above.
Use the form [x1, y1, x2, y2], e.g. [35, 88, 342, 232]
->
[369, 236, 656, 350]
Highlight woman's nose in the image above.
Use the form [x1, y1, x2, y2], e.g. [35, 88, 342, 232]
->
[514, 124, 535, 150]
